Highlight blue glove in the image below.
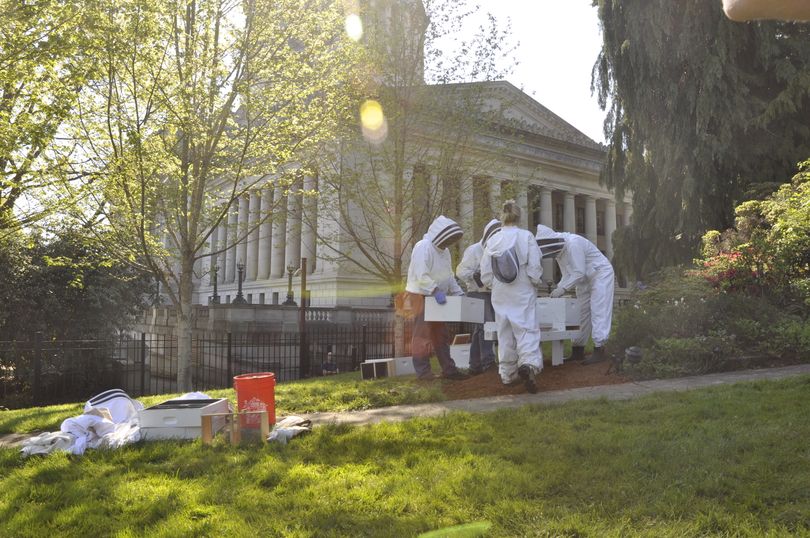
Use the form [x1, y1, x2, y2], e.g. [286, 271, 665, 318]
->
[433, 290, 447, 305]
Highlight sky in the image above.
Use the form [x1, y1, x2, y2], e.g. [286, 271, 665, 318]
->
[472, 0, 608, 144]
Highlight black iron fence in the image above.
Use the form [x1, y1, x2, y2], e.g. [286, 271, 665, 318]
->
[0, 318, 478, 409]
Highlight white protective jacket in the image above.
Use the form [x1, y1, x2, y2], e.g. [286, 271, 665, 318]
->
[481, 225, 543, 381]
[535, 224, 615, 346]
[456, 219, 501, 292]
[406, 215, 465, 296]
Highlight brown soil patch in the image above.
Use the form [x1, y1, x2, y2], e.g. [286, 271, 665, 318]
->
[440, 358, 630, 400]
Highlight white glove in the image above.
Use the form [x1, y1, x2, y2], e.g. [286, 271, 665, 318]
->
[550, 286, 566, 298]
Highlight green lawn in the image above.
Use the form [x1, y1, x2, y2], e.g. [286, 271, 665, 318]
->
[1, 376, 809, 536]
[0, 371, 445, 434]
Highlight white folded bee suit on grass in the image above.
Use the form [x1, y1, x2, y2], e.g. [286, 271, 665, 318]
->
[21, 388, 143, 457]
[480, 225, 543, 384]
[535, 224, 615, 347]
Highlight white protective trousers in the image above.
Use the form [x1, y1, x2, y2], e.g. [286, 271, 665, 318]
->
[480, 226, 543, 384]
[536, 225, 615, 348]
[574, 267, 615, 347]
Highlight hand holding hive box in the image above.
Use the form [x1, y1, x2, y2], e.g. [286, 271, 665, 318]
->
[424, 296, 485, 323]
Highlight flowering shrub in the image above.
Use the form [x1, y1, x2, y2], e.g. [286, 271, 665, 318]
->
[694, 160, 810, 310]
[696, 246, 767, 294]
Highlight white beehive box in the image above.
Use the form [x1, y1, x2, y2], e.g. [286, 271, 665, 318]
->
[361, 357, 416, 377]
[361, 358, 396, 379]
[483, 321, 498, 340]
[139, 398, 229, 440]
[535, 298, 580, 330]
[424, 296, 485, 323]
[449, 343, 471, 369]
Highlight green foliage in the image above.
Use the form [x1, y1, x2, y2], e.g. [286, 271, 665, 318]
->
[0, 225, 150, 342]
[695, 160, 810, 310]
[0, 0, 102, 230]
[611, 268, 809, 378]
[594, 1, 810, 276]
[2, 377, 810, 535]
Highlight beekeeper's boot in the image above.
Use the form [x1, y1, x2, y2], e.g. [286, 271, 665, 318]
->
[582, 346, 607, 365]
[569, 346, 586, 361]
[518, 364, 538, 394]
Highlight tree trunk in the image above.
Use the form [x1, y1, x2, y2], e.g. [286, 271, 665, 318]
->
[176, 262, 195, 392]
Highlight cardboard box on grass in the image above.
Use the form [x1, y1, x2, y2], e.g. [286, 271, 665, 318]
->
[424, 296, 484, 323]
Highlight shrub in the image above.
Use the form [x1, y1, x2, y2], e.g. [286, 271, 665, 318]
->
[610, 268, 809, 379]
[695, 160, 810, 312]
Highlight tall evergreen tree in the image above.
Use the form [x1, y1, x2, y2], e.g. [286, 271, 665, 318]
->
[593, 0, 810, 276]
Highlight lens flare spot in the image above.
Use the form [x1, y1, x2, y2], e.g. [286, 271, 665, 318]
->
[360, 99, 384, 130]
[360, 100, 388, 144]
[345, 14, 363, 41]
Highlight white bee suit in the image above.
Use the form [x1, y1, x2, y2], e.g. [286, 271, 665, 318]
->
[480, 225, 543, 384]
[536, 224, 615, 347]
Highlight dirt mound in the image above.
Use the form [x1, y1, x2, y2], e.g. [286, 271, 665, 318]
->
[440, 358, 630, 400]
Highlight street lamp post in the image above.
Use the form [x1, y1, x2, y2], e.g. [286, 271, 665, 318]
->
[232, 262, 247, 305]
[210, 265, 220, 304]
[283, 264, 297, 306]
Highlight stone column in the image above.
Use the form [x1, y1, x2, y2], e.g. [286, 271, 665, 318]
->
[226, 203, 238, 283]
[246, 190, 261, 281]
[490, 180, 501, 218]
[540, 187, 554, 281]
[301, 174, 318, 274]
[516, 184, 529, 229]
[563, 192, 576, 233]
[216, 220, 227, 284]
[270, 184, 287, 278]
[540, 188, 553, 226]
[624, 202, 633, 225]
[585, 194, 597, 244]
[257, 187, 273, 280]
[460, 176, 474, 234]
[605, 199, 617, 260]
[207, 224, 219, 286]
[236, 194, 249, 272]
[285, 182, 302, 272]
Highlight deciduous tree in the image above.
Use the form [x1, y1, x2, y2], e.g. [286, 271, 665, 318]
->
[71, 0, 361, 390]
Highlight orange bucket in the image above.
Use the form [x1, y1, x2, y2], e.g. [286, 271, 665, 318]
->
[233, 372, 276, 427]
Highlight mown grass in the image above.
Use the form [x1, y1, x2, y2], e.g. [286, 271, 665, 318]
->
[1, 376, 809, 536]
[0, 371, 445, 434]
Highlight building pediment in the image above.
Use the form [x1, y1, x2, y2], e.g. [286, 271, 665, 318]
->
[426, 80, 604, 153]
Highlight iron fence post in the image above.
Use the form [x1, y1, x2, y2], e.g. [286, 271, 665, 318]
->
[32, 331, 42, 405]
[299, 257, 309, 378]
[140, 333, 146, 396]
[226, 332, 233, 385]
[361, 324, 367, 366]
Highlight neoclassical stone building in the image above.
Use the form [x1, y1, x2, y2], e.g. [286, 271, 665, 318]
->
[191, 2, 631, 308]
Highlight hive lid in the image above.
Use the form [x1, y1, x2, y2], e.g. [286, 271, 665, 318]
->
[145, 398, 225, 410]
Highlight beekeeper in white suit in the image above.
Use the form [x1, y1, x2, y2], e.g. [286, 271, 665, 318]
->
[455, 218, 501, 375]
[535, 223, 615, 364]
[405, 215, 468, 381]
[480, 201, 543, 393]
